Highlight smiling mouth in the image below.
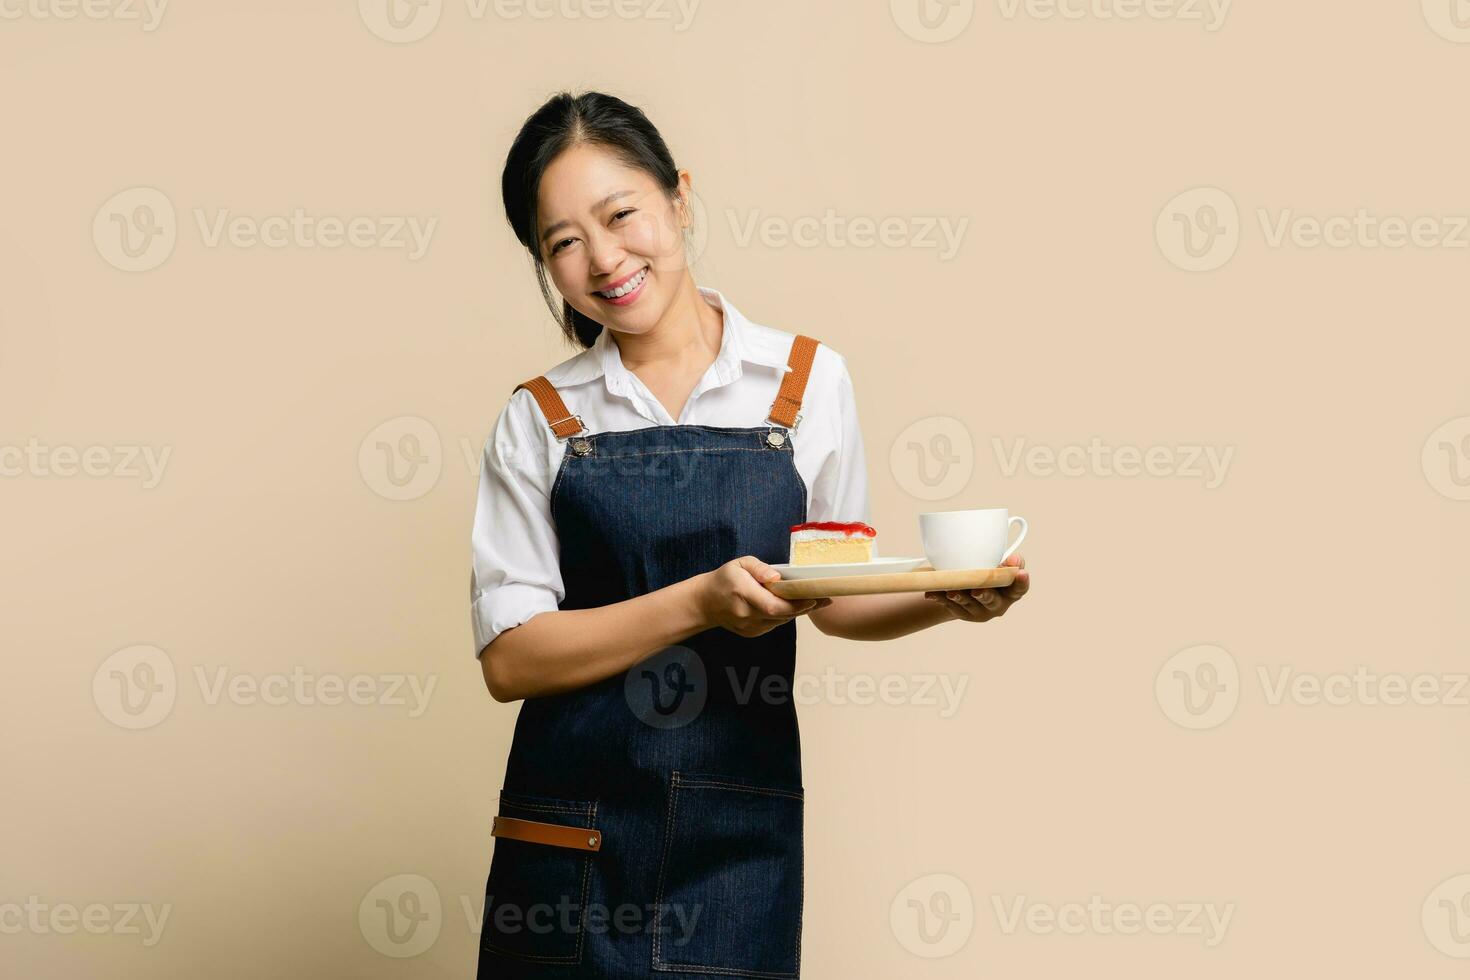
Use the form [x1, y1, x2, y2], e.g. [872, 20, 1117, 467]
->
[595, 266, 649, 300]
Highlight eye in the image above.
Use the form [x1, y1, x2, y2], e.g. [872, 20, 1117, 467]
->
[549, 237, 575, 256]
[611, 208, 635, 222]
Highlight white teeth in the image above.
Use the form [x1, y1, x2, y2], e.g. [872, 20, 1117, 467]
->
[600, 267, 647, 299]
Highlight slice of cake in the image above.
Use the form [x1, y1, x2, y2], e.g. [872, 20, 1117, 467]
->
[789, 521, 878, 565]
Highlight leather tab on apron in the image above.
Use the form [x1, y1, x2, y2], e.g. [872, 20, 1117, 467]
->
[492, 815, 604, 852]
[513, 376, 585, 440]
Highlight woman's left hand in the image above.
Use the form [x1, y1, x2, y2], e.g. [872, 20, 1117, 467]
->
[924, 554, 1029, 622]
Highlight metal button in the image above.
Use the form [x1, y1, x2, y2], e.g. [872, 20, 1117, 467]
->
[765, 430, 786, 448]
[587, 836, 599, 847]
[570, 437, 592, 456]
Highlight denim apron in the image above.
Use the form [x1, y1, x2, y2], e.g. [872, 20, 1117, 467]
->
[477, 336, 821, 979]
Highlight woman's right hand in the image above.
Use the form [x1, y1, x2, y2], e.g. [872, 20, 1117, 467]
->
[696, 556, 831, 637]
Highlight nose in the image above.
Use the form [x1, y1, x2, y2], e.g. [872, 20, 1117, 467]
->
[584, 226, 627, 279]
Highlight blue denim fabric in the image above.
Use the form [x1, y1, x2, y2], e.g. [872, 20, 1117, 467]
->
[478, 423, 809, 979]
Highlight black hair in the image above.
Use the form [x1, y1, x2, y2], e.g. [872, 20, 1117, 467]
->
[500, 91, 688, 349]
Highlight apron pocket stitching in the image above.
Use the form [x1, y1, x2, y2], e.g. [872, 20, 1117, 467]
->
[671, 777, 803, 801]
[481, 795, 599, 964]
[495, 797, 589, 815]
[651, 771, 802, 978]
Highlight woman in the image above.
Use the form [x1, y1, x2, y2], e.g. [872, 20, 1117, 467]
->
[472, 91, 1029, 979]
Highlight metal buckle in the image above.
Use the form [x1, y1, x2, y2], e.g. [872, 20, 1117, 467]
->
[546, 413, 586, 438]
[764, 410, 802, 433]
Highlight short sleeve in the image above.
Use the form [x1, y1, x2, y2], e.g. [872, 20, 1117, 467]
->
[806, 353, 871, 526]
[470, 390, 563, 657]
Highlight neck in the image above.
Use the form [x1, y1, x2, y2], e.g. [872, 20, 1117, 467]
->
[608, 278, 723, 373]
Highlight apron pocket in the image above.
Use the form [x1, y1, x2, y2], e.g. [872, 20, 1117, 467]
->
[481, 789, 600, 965]
[652, 770, 803, 978]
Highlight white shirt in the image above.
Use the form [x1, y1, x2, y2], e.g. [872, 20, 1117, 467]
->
[470, 286, 871, 657]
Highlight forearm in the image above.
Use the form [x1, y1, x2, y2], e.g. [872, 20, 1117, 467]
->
[810, 591, 953, 641]
[481, 575, 709, 702]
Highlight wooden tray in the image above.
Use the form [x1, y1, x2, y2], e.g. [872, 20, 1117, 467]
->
[766, 564, 1016, 600]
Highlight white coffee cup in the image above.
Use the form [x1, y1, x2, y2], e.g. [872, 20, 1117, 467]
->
[918, 508, 1028, 570]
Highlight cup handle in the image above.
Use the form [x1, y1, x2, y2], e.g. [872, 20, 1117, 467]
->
[1000, 516, 1028, 563]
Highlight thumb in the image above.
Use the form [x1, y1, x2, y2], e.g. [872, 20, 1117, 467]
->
[735, 555, 782, 582]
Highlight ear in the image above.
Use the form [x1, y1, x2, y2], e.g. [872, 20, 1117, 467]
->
[675, 170, 695, 227]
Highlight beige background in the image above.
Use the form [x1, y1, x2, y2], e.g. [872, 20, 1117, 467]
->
[4, 1, 1469, 976]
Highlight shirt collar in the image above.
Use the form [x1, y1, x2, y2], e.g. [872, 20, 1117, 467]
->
[547, 286, 790, 392]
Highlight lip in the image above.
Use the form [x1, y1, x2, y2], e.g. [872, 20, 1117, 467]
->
[594, 266, 649, 307]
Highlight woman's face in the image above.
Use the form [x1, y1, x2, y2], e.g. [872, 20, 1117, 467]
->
[536, 143, 691, 335]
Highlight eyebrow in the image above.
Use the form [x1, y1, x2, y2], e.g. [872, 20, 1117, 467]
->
[539, 189, 638, 245]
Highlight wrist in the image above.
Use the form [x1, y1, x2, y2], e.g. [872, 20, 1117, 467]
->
[679, 572, 715, 634]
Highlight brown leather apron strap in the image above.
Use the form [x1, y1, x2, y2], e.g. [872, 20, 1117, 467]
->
[513, 376, 585, 439]
[492, 815, 603, 852]
[766, 335, 819, 430]
[517, 333, 820, 437]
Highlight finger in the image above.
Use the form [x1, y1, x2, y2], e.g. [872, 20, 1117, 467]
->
[928, 593, 970, 619]
[999, 568, 1030, 601]
[1002, 553, 1026, 569]
[735, 555, 781, 584]
[947, 590, 989, 618]
[735, 578, 812, 618]
[969, 589, 1007, 615]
